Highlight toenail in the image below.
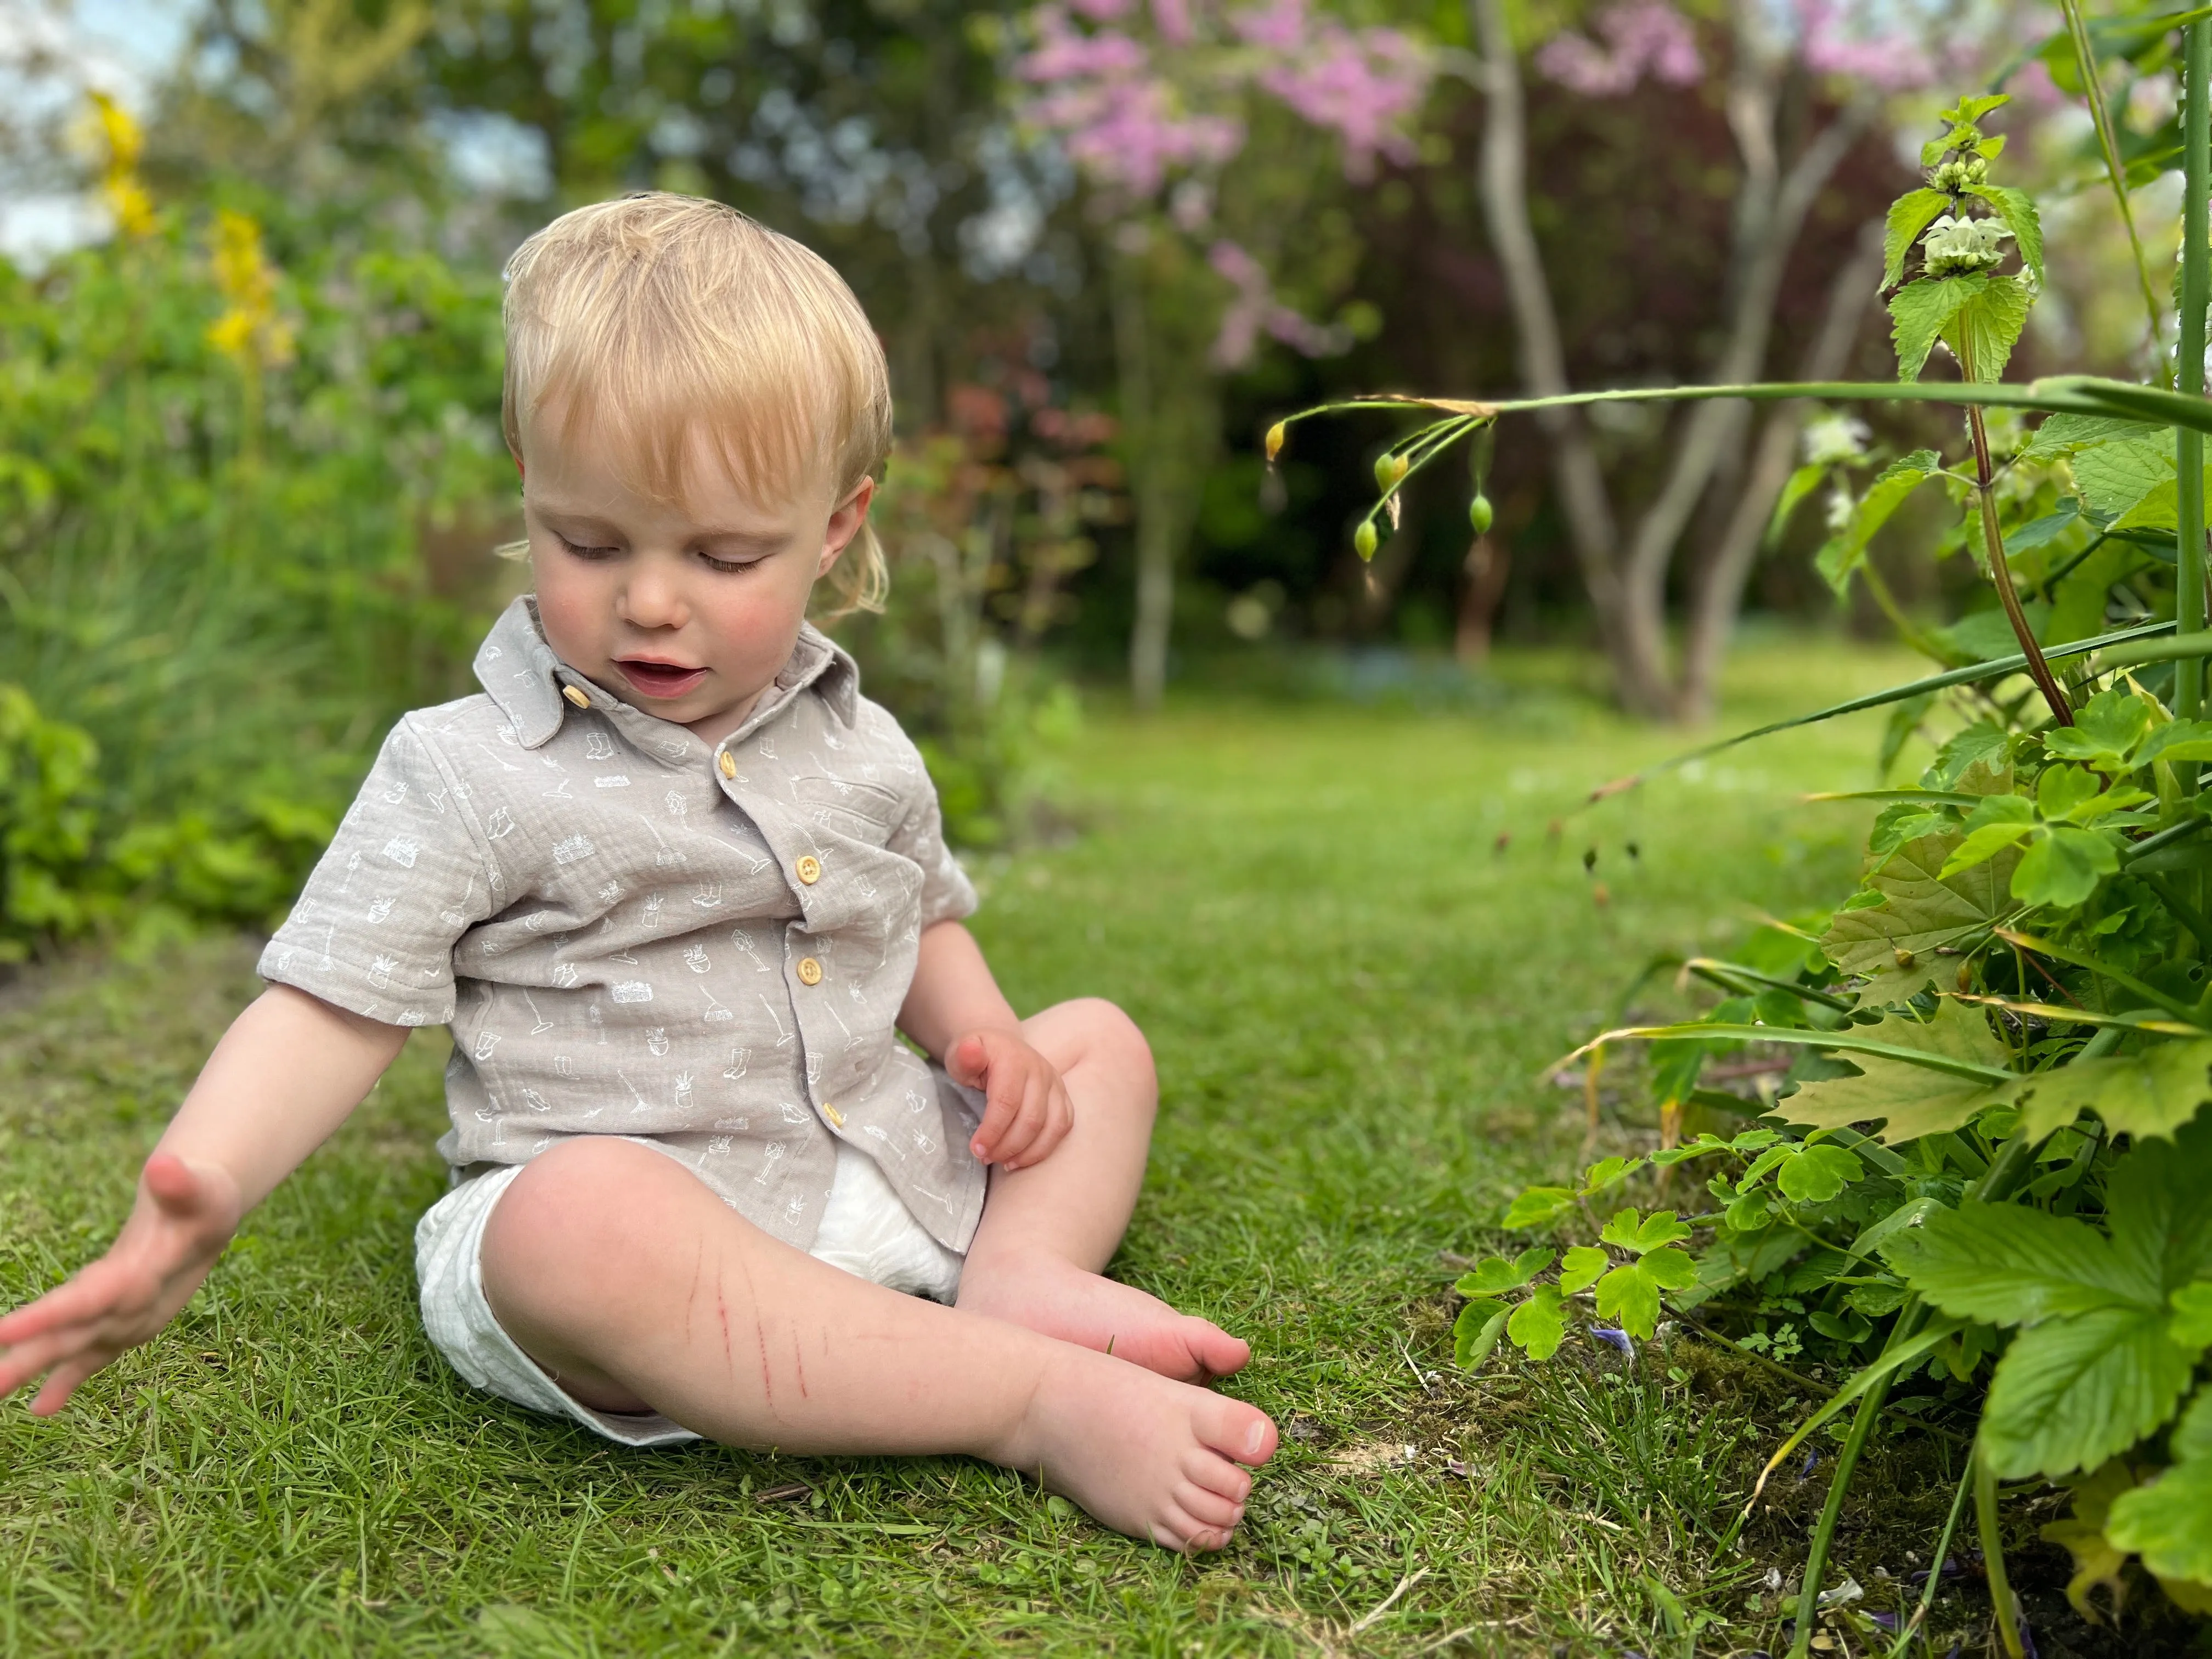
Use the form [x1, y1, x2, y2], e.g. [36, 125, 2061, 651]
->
[1245, 1423, 1266, 1455]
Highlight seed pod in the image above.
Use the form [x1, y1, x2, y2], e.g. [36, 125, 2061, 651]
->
[1353, 521, 1379, 561]
[1894, 948, 1916, 969]
[1374, 453, 1409, 492]
[1469, 493, 1494, 535]
[1957, 962, 1973, 994]
[1265, 421, 1286, 462]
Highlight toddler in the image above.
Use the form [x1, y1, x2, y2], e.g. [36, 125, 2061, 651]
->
[0, 195, 1274, 1552]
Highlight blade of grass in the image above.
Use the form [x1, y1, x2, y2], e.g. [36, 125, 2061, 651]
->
[1549, 1024, 2019, 1085]
[2059, 0, 2169, 378]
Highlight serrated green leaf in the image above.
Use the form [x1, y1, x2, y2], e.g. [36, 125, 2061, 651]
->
[1822, 830, 2022, 986]
[1892, 276, 1983, 381]
[2045, 686, 2155, 769]
[2171, 1283, 2212, 1348]
[1981, 1305, 2201, 1477]
[1454, 1300, 1511, 1369]
[1508, 1284, 1566, 1360]
[2106, 1458, 2212, 1585]
[1559, 1244, 1608, 1295]
[1455, 1248, 1555, 1296]
[2072, 432, 2176, 520]
[1884, 188, 1955, 287]
[1503, 1186, 1576, 1229]
[2107, 1113, 2212, 1295]
[2023, 414, 2153, 460]
[1818, 448, 1941, 593]
[1593, 1252, 1690, 1340]
[1940, 818, 2038, 879]
[2135, 720, 2212, 768]
[1944, 273, 2034, 383]
[1886, 1203, 2154, 1323]
[1964, 183, 2044, 285]
[1780, 1002, 2021, 1144]
[1768, 461, 1830, 549]
[2016, 1041, 2212, 1143]
[2013, 826, 2121, 907]
[1599, 1208, 1647, 1250]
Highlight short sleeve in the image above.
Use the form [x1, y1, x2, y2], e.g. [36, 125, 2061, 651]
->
[258, 716, 495, 1027]
[888, 773, 977, 930]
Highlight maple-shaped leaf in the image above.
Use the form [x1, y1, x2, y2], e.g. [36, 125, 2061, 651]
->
[1779, 1002, 2021, 1144]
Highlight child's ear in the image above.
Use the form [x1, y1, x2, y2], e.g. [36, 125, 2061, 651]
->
[819, 476, 876, 575]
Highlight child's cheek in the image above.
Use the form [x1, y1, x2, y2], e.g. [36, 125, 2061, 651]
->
[532, 562, 605, 665]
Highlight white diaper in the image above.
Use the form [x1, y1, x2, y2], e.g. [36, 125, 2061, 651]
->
[414, 1139, 966, 1446]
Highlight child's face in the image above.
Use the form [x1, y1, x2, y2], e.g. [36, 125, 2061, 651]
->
[521, 423, 872, 741]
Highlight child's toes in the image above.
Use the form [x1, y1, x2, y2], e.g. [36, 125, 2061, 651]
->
[1185, 1318, 1252, 1380]
[1174, 1481, 1244, 1531]
[1182, 1446, 1254, 1505]
[1159, 1506, 1235, 1553]
[1197, 1396, 1277, 1467]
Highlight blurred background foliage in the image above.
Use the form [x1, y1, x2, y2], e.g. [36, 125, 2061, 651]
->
[0, 0, 2170, 953]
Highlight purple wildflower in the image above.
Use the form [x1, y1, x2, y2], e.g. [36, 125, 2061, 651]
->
[1589, 1326, 1635, 1357]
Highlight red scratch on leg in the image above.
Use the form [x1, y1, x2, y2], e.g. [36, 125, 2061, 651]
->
[792, 1333, 809, 1399]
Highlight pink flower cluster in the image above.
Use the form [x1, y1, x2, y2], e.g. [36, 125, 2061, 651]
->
[1018, 0, 1431, 200]
[1793, 0, 1936, 92]
[1533, 0, 1702, 97]
[1206, 238, 1350, 367]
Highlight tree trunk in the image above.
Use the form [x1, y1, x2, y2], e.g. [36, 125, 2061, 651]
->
[1468, 0, 1668, 714]
[1679, 218, 1885, 720]
[1456, 536, 1512, 664]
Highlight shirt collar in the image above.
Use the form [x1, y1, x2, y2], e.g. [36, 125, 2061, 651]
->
[471, 596, 860, 753]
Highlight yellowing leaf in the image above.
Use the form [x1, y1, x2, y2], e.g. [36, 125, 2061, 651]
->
[1780, 1002, 2020, 1144]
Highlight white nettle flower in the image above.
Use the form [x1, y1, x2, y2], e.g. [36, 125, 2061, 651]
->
[1802, 412, 1871, 467]
[1826, 481, 1855, 535]
[1920, 213, 2013, 278]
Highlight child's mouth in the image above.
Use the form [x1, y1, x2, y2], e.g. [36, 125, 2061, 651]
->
[614, 658, 709, 699]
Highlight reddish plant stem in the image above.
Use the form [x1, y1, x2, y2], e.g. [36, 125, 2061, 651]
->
[1965, 403, 2074, 726]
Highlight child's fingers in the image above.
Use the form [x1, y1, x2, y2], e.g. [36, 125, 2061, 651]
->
[947, 1034, 991, 1091]
[967, 1069, 1024, 1159]
[30, 1350, 112, 1417]
[994, 1074, 1057, 1169]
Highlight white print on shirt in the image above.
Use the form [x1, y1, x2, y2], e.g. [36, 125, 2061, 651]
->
[640, 818, 686, 868]
[683, 944, 710, 973]
[646, 1027, 670, 1057]
[759, 996, 793, 1046]
[522, 1087, 552, 1113]
[551, 834, 595, 864]
[612, 980, 653, 1003]
[523, 992, 554, 1034]
[706, 836, 772, 876]
[700, 986, 735, 1024]
[366, 896, 395, 925]
[780, 1101, 811, 1126]
[864, 1123, 906, 1161]
[588, 1001, 606, 1042]
[554, 1054, 575, 1078]
[691, 881, 725, 911]
[784, 1193, 807, 1225]
[475, 744, 523, 774]
[584, 731, 616, 761]
[675, 1071, 694, 1110]
[617, 1070, 653, 1113]
[382, 836, 419, 868]
[664, 790, 687, 820]
[714, 1114, 751, 1131]
[368, 952, 397, 989]
[552, 961, 580, 988]
[338, 851, 363, 895]
[757, 735, 778, 760]
[596, 880, 622, 904]
[439, 873, 479, 930]
[755, 1141, 785, 1183]
[382, 775, 410, 804]
[484, 807, 516, 839]
[643, 891, 665, 928]
[805, 1052, 822, 1086]
[723, 1045, 749, 1080]
[708, 1135, 731, 1155]
[729, 929, 771, 973]
[472, 1031, 500, 1060]
[594, 776, 630, 789]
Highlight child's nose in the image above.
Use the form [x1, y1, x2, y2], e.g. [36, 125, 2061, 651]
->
[618, 569, 690, 629]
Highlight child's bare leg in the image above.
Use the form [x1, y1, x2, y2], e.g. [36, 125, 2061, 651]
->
[478, 1136, 1274, 1550]
[952, 998, 1252, 1383]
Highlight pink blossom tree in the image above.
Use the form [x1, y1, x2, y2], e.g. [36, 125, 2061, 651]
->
[1015, 0, 1431, 707]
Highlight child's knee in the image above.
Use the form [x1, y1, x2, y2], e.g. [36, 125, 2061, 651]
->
[1057, 997, 1156, 1100]
[481, 1139, 688, 1310]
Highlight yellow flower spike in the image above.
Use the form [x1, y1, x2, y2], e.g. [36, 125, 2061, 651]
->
[87, 92, 156, 240]
[1265, 421, 1287, 463]
[207, 210, 295, 369]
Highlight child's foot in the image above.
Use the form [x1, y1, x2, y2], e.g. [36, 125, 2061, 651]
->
[957, 1252, 1251, 1383]
[994, 1342, 1277, 1552]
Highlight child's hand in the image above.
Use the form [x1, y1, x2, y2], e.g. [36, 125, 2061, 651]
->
[0, 1153, 242, 1415]
[948, 1030, 1075, 1171]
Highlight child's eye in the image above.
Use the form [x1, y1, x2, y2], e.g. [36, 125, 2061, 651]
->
[556, 534, 620, 561]
[698, 551, 765, 574]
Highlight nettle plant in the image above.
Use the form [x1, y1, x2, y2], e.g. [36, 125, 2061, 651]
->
[1279, 60, 2212, 1659]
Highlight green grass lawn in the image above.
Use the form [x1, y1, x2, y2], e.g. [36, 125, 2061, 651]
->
[2, 640, 1950, 1657]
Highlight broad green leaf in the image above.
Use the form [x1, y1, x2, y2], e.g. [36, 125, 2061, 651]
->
[2044, 686, 2155, 770]
[1963, 183, 2045, 285]
[1892, 276, 1983, 382]
[1816, 448, 1939, 593]
[1600, 1207, 1691, 1254]
[2040, 1459, 2140, 1620]
[2106, 1113, 2212, 1297]
[2023, 413, 2154, 460]
[1821, 830, 2021, 985]
[1502, 1186, 1576, 1229]
[1594, 1248, 1696, 1339]
[1943, 273, 2034, 383]
[2172, 1283, 2212, 1348]
[2072, 432, 2176, 521]
[1453, 1300, 1511, 1369]
[1926, 723, 2011, 789]
[2037, 764, 2101, 819]
[1559, 1244, 1609, 1294]
[2105, 1460, 2212, 1587]
[1883, 188, 1954, 287]
[2135, 720, 2212, 768]
[1578, 1155, 1646, 1196]
[1980, 1305, 2202, 1477]
[2178, 1383, 2212, 1464]
[2015, 1040, 2212, 1143]
[1885, 1202, 2153, 1323]
[1508, 1284, 1567, 1360]
[1780, 1002, 2020, 1144]
[1455, 1246, 1555, 1296]
[2012, 826, 2121, 908]
[1939, 818, 2037, 879]
[1774, 1141, 1866, 1201]
[1767, 461, 1829, 548]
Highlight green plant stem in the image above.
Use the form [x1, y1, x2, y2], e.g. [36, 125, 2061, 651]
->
[2181, 17, 2211, 725]
[1973, 1441, 2026, 1659]
[1786, 1301, 1926, 1659]
[2142, 870, 2212, 952]
[1884, 1460, 1974, 1659]
[2060, 0, 2170, 379]
[1961, 391, 2074, 727]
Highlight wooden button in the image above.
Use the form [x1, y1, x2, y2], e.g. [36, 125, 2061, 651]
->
[562, 685, 590, 708]
[795, 855, 822, 885]
[718, 752, 737, 779]
[822, 1102, 846, 1128]
[796, 957, 823, 985]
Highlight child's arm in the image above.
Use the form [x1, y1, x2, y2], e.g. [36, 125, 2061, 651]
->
[899, 919, 1075, 1172]
[0, 984, 407, 1415]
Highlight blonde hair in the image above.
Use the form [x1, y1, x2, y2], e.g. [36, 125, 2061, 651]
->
[501, 193, 891, 617]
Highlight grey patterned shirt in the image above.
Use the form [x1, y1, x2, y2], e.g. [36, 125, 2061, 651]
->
[259, 597, 985, 1253]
